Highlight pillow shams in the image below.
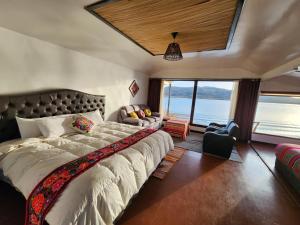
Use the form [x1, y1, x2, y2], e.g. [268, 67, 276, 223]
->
[16, 117, 42, 139]
[37, 116, 74, 138]
[16, 114, 72, 139]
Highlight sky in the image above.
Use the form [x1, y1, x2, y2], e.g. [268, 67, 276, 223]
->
[167, 81, 234, 90]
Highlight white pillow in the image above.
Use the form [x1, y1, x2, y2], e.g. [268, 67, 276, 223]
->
[81, 109, 104, 125]
[37, 116, 75, 138]
[16, 110, 103, 139]
[16, 114, 73, 139]
[16, 117, 42, 139]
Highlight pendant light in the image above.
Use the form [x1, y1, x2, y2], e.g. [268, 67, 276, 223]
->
[163, 32, 183, 61]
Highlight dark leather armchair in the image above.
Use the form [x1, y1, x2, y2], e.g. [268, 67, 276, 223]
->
[203, 121, 239, 159]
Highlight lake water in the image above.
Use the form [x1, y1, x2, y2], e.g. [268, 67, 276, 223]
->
[163, 97, 300, 139]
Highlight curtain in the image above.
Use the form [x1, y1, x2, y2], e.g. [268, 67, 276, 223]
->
[234, 79, 261, 142]
[147, 78, 162, 112]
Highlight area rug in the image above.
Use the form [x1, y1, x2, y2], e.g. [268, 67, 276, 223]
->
[173, 132, 243, 163]
[152, 147, 186, 179]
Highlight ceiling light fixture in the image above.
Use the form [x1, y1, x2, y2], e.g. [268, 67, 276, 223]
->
[163, 32, 183, 61]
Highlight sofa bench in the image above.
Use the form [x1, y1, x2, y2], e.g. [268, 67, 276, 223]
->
[118, 104, 162, 129]
[275, 143, 300, 194]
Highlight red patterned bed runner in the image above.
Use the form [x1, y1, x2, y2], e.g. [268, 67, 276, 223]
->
[25, 128, 157, 225]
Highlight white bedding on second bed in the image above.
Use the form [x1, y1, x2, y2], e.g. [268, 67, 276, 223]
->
[0, 121, 174, 225]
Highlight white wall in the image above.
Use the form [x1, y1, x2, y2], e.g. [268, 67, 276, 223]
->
[0, 27, 149, 121]
[260, 75, 300, 93]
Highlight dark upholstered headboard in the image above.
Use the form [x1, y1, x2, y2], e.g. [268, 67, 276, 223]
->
[0, 89, 105, 143]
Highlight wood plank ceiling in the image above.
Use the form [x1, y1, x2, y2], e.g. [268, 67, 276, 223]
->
[86, 0, 241, 55]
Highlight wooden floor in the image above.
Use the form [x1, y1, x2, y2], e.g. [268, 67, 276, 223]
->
[251, 142, 277, 169]
[116, 143, 300, 225]
[0, 143, 299, 225]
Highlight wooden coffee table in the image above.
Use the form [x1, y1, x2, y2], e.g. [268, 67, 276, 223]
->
[164, 119, 190, 140]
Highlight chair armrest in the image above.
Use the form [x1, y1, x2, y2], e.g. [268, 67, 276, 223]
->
[152, 112, 161, 117]
[208, 122, 226, 127]
[205, 126, 218, 132]
[123, 118, 143, 126]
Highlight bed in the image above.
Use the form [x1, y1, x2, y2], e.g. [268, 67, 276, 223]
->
[275, 143, 300, 195]
[0, 89, 174, 225]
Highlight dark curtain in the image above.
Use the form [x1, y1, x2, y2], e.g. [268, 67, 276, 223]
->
[147, 78, 162, 112]
[234, 79, 261, 142]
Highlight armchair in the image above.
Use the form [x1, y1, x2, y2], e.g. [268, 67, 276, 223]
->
[203, 121, 239, 159]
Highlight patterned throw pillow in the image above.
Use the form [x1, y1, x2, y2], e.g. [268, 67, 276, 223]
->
[137, 110, 146, 118]
[144, 108, 152, 117]
[71, 115, 94, 134]
[129, 111, 139, 119]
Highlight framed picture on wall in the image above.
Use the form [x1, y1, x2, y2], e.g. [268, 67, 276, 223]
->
[129, 80, 139, 97]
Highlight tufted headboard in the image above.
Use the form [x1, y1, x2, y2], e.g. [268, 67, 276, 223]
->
[0, 89, 105, 143]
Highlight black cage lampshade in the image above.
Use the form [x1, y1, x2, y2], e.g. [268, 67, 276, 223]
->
[163, 32, 183, 61]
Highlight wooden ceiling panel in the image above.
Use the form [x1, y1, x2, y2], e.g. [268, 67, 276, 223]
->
[86, 0, 242, 55]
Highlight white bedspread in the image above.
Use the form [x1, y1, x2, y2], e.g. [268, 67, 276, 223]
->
[0, 122, 174, 225]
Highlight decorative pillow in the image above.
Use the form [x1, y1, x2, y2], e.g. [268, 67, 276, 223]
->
[71, 116, 94, 134]
[137, 110, 146, 118]
[129, 111, 139, 119]
[144, 108, 152, 117]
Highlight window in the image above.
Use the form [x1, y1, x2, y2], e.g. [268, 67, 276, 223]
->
[253, 94, 300, 139]
[163, 81, 194, 120]
[193, 81, 234, 126]
[162, 80, 237, 126]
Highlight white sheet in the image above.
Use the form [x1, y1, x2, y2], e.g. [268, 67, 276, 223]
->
[0, 121, 174, 225]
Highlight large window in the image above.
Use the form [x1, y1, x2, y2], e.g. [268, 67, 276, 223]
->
[163, 80, 237, 126]
[253, 94, 300, 139]
[193, 81, 234, 126]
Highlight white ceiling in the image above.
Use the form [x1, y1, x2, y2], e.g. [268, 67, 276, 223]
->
[0, 0, 300, 79]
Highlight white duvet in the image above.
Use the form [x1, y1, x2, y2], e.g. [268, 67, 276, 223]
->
[0, 122, 174, 225]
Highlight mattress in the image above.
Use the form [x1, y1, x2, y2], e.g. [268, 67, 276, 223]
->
[0, 121, 174, 225]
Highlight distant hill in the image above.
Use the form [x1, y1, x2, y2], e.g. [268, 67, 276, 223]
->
[164, 86, 231, 100]
[164, 86, 300, 104]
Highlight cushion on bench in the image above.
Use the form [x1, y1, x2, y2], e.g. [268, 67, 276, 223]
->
[275, 143, 300, 179]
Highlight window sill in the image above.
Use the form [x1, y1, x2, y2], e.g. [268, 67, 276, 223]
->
[252, 132, 300, 145]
